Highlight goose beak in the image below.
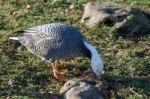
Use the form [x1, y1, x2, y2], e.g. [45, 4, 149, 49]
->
[96, 75, 102, 80]
[96, 71, 105, 80]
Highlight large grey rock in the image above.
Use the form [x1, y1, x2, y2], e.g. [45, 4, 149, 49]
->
[59, 79, 103, 99]
[81, 2, 150, 37]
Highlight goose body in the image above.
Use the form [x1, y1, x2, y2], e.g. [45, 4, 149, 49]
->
[10, 23, 104, 81]
[18, 23, 90, 61]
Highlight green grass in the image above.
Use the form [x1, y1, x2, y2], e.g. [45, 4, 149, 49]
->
[0, 0, 150, 98]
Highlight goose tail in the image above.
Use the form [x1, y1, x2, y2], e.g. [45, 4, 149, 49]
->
[9, 37, 19, 41]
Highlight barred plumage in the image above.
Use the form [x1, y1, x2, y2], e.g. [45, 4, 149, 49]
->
[17, 23, 90, 61]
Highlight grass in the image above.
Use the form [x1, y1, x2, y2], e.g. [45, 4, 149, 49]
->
[0, 0, 150, 98]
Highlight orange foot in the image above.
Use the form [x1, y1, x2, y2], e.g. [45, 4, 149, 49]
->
[53, 70, 67, 81]
[51, 60, 68, 81]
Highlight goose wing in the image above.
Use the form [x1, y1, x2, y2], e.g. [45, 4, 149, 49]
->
[18, 23, 85, 60]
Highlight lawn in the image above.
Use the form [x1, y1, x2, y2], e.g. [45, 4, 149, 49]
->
[0, 0, 150, 98]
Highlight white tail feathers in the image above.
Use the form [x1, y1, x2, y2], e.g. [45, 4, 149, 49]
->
[9, 37, 19, 40]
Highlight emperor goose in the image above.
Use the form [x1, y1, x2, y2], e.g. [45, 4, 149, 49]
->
[9, 23, 104, 81]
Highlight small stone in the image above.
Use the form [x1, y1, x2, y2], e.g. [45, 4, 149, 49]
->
[26, 4, 30, 9]
[8, 79, 14, 85]
[13, 12, 16, 16]
[69, 4, 75, 9]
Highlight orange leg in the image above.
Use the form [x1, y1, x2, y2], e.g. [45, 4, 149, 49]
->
[51, 60, 68, 81]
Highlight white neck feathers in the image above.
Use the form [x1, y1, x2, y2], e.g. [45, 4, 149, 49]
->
[83, 41, 101, 60]
[83, 40, 104, 72]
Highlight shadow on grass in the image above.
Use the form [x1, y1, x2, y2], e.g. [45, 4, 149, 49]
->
[113, 9, 150, 41]
[103, 75, 150, 96]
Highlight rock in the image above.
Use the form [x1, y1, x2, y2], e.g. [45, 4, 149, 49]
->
[59, 79, 103, 99]
[81, 2, 150, 37]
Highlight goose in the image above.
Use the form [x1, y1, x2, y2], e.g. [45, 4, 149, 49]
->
[9, 23, 104, 81]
